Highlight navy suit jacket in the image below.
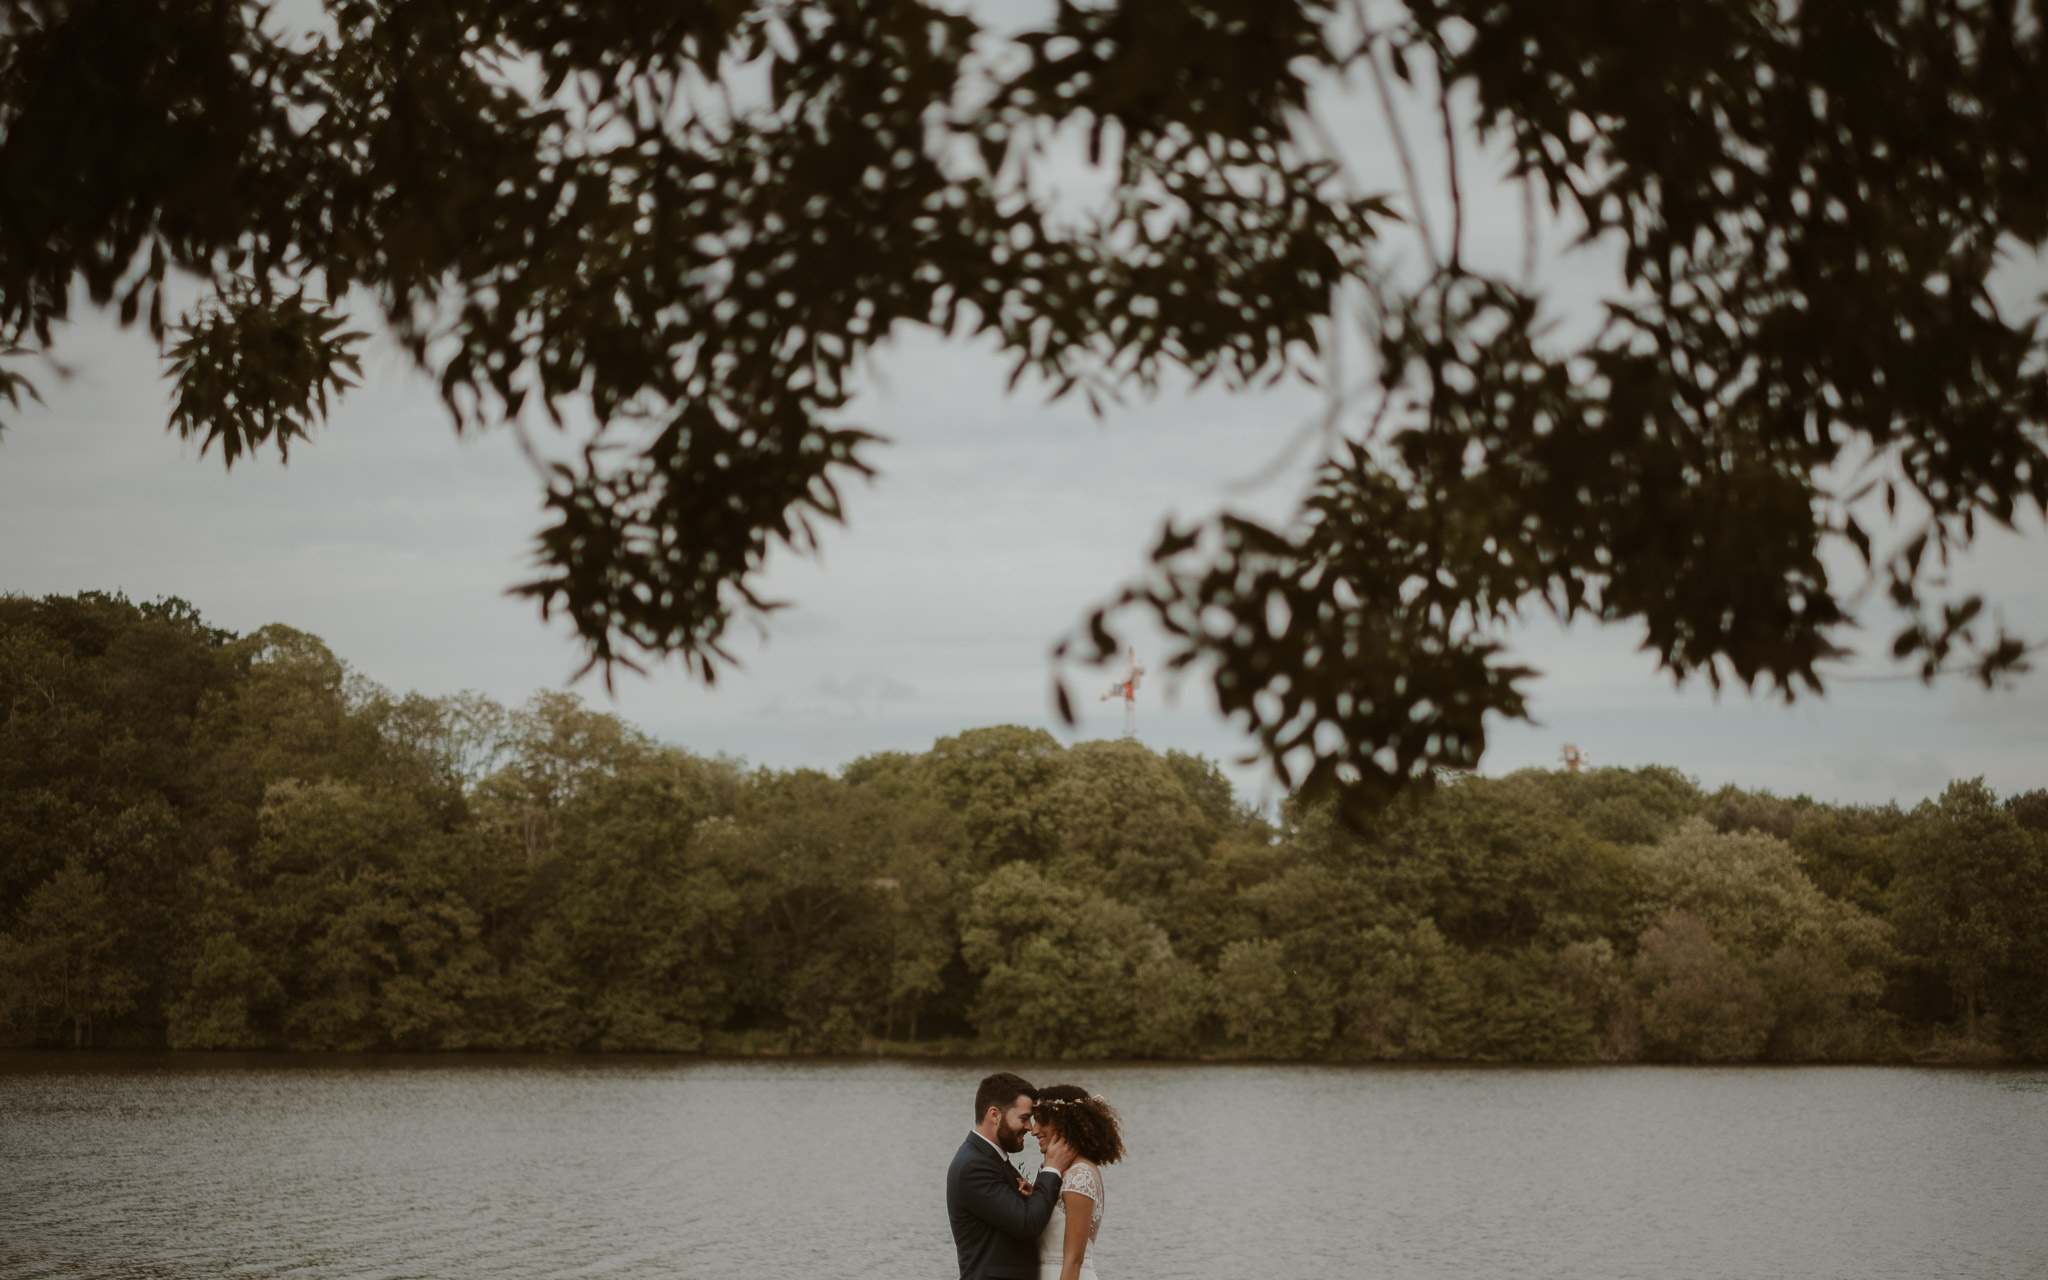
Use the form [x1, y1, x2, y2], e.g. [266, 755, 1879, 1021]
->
[946, 1133, 1063, 1280]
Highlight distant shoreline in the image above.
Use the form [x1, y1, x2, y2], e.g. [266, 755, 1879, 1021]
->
[7, 595, 2046, 1070]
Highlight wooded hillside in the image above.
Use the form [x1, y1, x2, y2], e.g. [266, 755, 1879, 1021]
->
[4, 592, 2044, 1061]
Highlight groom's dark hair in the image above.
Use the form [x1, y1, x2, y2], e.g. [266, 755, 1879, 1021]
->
[975, 1071, 1036, 1122]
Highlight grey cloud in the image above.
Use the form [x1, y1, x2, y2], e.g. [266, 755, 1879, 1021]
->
[1825, 748, 1955, 800]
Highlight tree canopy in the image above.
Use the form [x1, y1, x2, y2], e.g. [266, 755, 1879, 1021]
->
[2, 1, 2044, 807]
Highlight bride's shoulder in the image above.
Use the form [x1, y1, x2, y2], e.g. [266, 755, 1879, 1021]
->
[1062, 1160, 1104, 1197]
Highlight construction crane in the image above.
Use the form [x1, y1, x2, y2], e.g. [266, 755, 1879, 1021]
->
[1102, 646, 1144, 740]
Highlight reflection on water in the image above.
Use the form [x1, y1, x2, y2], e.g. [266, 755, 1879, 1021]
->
[3, 1055, 2045, 1280]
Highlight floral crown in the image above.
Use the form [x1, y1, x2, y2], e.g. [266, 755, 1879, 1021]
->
[1036, 1093, 1106, 1110]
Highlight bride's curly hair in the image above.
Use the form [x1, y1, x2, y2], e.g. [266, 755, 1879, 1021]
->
[1034, 1084, 1124, 1165]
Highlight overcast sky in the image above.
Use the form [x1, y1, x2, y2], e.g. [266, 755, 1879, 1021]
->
[4, 28, 2045, 809]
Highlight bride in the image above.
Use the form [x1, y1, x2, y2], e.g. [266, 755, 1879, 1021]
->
[1028, 1086, 1124, 1280]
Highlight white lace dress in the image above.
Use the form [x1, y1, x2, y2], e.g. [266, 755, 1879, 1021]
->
[1035, 1161, 1105, 1280]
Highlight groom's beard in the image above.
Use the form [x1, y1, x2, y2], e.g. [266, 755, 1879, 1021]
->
[995, 1118, 1027, 1153]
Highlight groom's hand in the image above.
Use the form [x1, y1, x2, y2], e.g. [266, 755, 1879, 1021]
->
[1039, 1134, 1076, 1175]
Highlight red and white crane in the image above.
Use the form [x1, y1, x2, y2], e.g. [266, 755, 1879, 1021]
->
[1102, 646, 1144, 740]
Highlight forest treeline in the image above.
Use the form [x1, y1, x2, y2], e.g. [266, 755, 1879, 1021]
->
[4, 592, 2046, 1061]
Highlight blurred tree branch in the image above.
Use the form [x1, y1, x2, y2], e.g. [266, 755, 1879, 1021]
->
[1, 0, 2043, 810]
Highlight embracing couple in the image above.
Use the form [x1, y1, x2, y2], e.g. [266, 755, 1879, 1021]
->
[946, 1072, 1124, 1280]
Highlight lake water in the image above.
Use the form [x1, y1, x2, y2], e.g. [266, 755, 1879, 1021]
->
[2, 1054, 2045, 1280]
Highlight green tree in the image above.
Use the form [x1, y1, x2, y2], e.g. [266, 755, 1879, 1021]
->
[165, 847, 286, 1050]
[1550, 766, 1701, 847]
[1788, 809, 1906, 917]
[186, 624, 355, 853]
[1550, 938, 1637, 1061]
[172, 778, 496, 1051]
[513, 750, 738, 1051]
[1633, 911, 1773, 1063]
[1893, 780, 2048, 1051]
[1701, 786, 1822, 842]
[0, 857, 140, 1047]
[1432, 946, 1597, 1063]
[1162, 751, 1245, 835]
[1226, 860, 1380, 1055]
[962, 862, 1204, 1058]
[1701, 786, 1907, 914]
[839, 749, 978, 1041]
[1636, 819, 1892, 963]
[924, 726, 1068, 868]
[345, 688, 511, 817]
[489, 692, 656, 861]
[1215, 936, 1334, 1058]
[2009, 790, 2048, 835]
[1348, 773, 1636, 951]
[700, 766, 907, 1051]
[1041, 738, 1212, 899]
[9, 3, 2042, 805]
[1636, 818, 1893, 1058]
[1336, 920, 1466, 1060]
[0, 592, 243, 1045]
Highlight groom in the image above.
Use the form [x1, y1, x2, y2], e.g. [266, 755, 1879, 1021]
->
[947, 1071, 1075, 1280]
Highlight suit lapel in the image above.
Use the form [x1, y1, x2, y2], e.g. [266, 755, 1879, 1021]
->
[974, 1132, 1018, 1182]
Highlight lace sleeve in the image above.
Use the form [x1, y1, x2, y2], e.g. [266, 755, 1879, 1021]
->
[1061, 1162, 1102, 1202]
